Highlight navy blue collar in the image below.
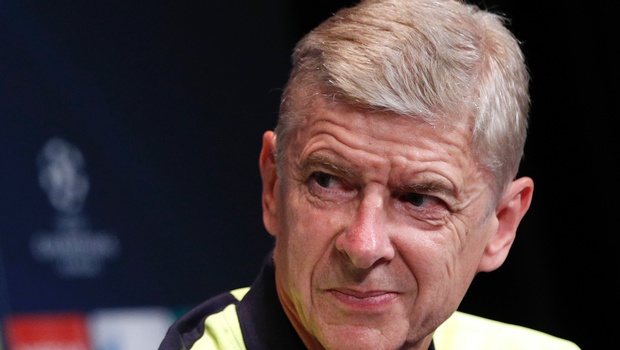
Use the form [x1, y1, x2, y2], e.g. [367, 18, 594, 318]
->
[237, 252, 306, 349]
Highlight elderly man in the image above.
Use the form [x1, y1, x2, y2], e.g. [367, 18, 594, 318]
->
[159, 0, 581, 349]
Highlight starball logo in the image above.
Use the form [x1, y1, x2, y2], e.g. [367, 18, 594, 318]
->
[29, 137, 120, 278]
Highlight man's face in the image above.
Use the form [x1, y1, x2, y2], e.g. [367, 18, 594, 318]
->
[261, 99, 503, 349]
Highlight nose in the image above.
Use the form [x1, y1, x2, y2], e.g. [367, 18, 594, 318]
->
[335, 192, 395, 269]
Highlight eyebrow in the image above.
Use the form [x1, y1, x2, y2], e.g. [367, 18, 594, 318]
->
[301, 153, 360, 179]
[401, 181, 456, 198]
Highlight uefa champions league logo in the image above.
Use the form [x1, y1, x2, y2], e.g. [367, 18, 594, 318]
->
[29, 137, 120, 278]
[37, 137, 90, 216]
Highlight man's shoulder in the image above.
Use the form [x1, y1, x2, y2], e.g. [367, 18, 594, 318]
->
[158, 287, 250, 350]
[434, 311, 581, 350]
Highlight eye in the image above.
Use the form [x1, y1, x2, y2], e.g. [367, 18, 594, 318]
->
[401, 192, 427, 207]
[396, 191, 449, 223]
[306, 171, 356, 203]
[311, 171, 341, 189]
[398, 192, 445, 210]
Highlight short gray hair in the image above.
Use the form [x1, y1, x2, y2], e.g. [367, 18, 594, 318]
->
[276, 0, 530, 196]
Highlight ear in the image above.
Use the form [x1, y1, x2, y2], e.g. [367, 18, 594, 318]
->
[477, 176, 534, 272]
[259, 131, 279, 237]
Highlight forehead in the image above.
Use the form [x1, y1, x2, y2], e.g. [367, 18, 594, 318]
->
[287, 99, 475, 166]
[283, 100, 496, 214]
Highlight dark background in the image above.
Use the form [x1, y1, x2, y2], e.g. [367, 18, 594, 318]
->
[1, 1, 613, 349]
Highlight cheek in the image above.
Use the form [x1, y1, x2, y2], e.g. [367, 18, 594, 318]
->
[434, 220, 489, 291]
[396, 224, 472, 294]
[276, 190, 341, 276]
[281, 183, 347, 245]
[274, 198, 343, 319]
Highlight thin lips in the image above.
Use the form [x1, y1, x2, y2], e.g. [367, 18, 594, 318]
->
[331, 288, 397, 298]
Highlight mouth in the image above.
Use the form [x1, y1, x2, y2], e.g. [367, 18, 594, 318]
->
[328, 288, 399, 309]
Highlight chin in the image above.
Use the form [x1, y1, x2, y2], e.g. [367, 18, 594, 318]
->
[316, 323, 407, 350]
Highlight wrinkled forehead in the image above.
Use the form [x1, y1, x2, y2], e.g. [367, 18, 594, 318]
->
[287, 97, 473, 159]
[285, 91, 473, 139]
[281, 99, 497, 211]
